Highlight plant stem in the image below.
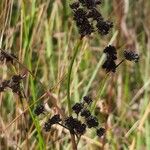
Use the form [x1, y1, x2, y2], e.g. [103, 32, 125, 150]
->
[116, 59, 125, 68]
[67, 39, 82, 116]
[71, 134, 77, 150]
[91, 73, 109, 112]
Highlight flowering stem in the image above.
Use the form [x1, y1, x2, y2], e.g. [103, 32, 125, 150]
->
[116, 59, 125, 68]
[91, 73, 109, 112]
[67, 39, 82, 116]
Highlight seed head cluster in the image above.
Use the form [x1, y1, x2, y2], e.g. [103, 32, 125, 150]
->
[0, 75, 24, 98]
[0, 50, 17, 64]
[102, 45, 139, 73]
[70, 0, 113, 38]
[35, 96, 105, 138]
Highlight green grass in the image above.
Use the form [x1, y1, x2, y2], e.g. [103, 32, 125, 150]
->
[0, 0, 150, 150]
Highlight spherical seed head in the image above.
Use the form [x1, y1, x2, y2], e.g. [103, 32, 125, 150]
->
[95, 0, 102, 5]
[102, 59, 116, 73]
[86, 116, 99, 128]
[12, 75, 22, 82]
[2, 80, 10, 87]
[79, 0, 101, 9]
[72, 102, 84, 114]
[75, 123, 86, 135]
[96, 127, 105, 137]
[83, 96, 92, 105]
[34, 104, 45, 116]
[96, 20, 113, 35]
[48, 114, 61, 125]
[0, 86, 4, 92]
[80, 109, 91, 118]
[124, 50, 139, 62]
[87, 8, 103, 21]
[103, 45, 117, 60]
[0, 80, 10, 92]
[64, 116, 77, 134]
[43, 122, 51, 132]
[0, 51, 17, 64]
[70, 2, 80, 10]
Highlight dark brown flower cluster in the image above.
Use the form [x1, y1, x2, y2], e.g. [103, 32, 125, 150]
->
[35, 96, 105, 138]
[0, 75, 24, 98]
[102, 45, 117, 72]
[0, 50, 17, 64]
[102, 45, 140, 73]
[70, 0, 113, 38]
[123, 50, 139, 62]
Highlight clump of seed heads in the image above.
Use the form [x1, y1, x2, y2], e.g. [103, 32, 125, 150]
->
[34, 96, 105, 138]
[70, 0, 113, 38]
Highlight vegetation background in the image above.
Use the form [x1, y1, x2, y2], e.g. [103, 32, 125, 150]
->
[0, 0, 150, 149]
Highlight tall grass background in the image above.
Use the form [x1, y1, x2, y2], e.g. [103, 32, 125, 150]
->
[0, 0, 150, 149]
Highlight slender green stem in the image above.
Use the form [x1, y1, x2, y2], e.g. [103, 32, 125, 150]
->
[91, 73, 110, 112]
[67, 39, 82, 116]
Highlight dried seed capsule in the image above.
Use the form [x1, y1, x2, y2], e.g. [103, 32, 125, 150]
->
[96, 127, 105, 137]
[43, 122, 51, 132]
[0, 51, 17, 64]
[11, 75, 22, 82]
[64, 116, 77, 134]
[102, 59, 116, 73]
[124, 50, 139, 62]
[96, 20, 113, 35]
[80, 109, 91, 118]
[86, 116, 99, 128]
[70, 2, 80, 10]
[103, 45, 117, 60]
[83, 96, 92, 105]
[75, 123, 86, 135]
[48, 114, 61, 125]
[72, 102, 84, 114]
[34, 104, 45, 116]
[87, 8, 103, 21]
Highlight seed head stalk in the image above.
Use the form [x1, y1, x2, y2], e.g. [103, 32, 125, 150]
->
[67, 39, 82, 116]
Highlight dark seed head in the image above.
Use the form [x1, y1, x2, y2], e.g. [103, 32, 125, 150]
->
[48, 114, 61, 125]
[75, 123, 86, 135]
[72, 102, 84, 114]
[103, 45, 117, 60]
[124, 50, 139, 62]
[11, 75, 22, 82]
[0, 51, 17, 64]
[43, 122, 51, 132]
[34, 104, 45, 116]
[70, 2, 80, 10]
[79, 0, 101, 9]
[102, 59, 116, 73]
[0, 86, 4, 92]
[86, 116, 99, 128]
[87, 8, 103, 21]
[80, 109, 91, 118]
[96, 127, 105, 137]
[64, 116, 77, 134]
[2, 80, 10, 87]
[83, 96, 92, 105]
[0, 80, 10, 92]
[96, 20, 113, 35]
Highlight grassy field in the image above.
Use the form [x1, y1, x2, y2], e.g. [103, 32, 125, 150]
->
[0, 0, 150, 150]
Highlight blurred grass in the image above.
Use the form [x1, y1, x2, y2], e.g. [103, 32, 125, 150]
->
[0, 0, 150, 150]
